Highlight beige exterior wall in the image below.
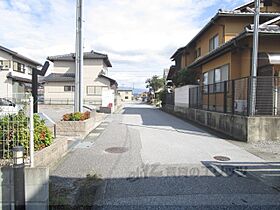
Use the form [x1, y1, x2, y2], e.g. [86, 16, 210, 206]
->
[260, 2, 280, 13]
[44, 82, 75, 103]
[202, 52, 231, 74]
[118, 90, 133, 102]
[44, 58, 112, 106]
[200, 35, 280, 80]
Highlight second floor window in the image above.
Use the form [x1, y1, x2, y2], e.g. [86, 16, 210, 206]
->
[209, 35, 219, 52]
[13, 61, 25, 73]
[0, 60, 11, 69]
[195, 48, 201, 59]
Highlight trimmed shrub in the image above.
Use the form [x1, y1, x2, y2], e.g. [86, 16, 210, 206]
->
[62, 111, 91, 121]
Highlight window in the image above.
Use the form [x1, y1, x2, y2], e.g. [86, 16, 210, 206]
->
[209, 35, 219, 51]
[0, 60, 11, 69]
[87, 86, 108, 95]
[215, 64, 229, 92]
[195, 48, 201, 59]
[27, 66, 32, 75]
[125, 96, 129, 100]
[203, 64, 229, 93]
[13, 61, 25, 73]
[64, 86, 75, 92]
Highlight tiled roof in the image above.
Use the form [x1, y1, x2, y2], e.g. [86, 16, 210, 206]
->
[188, 24, 280, 69]
[47, 50, 112, 67]
[0, 45, 42, 66]
[43, 73, 75, 82]
[170, 10, 280, 60]
[98, 74, 118, 86]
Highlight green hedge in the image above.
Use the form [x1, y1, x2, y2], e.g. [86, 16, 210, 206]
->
[0, 112, 53, 158]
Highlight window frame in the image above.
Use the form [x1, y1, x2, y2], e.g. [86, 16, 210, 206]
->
[0, 60, 11, 70]
[87, 86, 108, 96]
[13, 61, 25, 73]
[203, 64, 229, 94]
[64, 86, 75, 92]
[209, 34, 219, 52]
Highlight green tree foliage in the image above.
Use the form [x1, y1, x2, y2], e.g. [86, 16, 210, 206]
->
[173, 68, 199, 87]
[145, 75, 165, 92]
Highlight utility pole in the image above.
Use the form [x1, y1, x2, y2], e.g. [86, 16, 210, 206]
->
[74, 0, 84, 112]
[250, 0, 260, 115]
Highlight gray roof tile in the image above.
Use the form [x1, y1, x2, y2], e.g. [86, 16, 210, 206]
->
[47, 50, 112, 67]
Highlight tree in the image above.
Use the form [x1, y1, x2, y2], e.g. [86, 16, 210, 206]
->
[145, 75, 164, 92]
[173, 68, 199, 87]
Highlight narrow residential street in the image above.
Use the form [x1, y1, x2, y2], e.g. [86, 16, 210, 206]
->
[50, 102, 280, 209]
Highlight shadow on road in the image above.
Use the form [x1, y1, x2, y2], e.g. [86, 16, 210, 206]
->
[48, 161, 280, 210]
[122, 107, 212, 137]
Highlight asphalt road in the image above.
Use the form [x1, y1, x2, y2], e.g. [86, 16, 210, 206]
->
[51, 103, 280, 209]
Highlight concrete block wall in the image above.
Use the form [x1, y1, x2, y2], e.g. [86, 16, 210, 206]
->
[164, 105, 280, 142]
[0, 167, 49, 210]
[34, 137, 73, 167]
[56, 117, 95, 137]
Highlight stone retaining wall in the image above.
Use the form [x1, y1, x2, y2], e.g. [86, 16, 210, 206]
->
[163, 105, 280, 142]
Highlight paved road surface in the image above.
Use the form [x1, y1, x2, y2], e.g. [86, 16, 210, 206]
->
[51, 103, 280, 209]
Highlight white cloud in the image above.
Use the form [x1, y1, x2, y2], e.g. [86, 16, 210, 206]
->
[0, 0, 246, 88]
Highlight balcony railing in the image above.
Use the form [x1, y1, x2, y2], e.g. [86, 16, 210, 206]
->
[189, 76, 280, 116]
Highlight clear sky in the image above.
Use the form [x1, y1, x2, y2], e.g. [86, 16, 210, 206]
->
[0, 0, 250, 88]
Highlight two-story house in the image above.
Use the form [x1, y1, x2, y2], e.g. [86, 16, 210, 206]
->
[0, 45, 41, 101]
[171, 0, 280, 115]
[44, 51, 117, 107]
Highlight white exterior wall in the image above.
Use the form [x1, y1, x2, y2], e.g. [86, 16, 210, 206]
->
[44, 59, 113, 106]
[0, 49, 37, 99]
[44, 82, 75, 103]
[175, 85, 198, 108]
[118, 90, 133, 102]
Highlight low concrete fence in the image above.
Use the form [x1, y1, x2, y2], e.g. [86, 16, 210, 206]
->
[56, 117, 95, 138]
[0, 167, 49, 210]
[34, 137, 75, 168]
[163, 105, 280, 142]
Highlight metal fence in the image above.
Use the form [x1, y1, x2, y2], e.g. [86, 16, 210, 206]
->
[42, 98, 102, 106]
[165, 92, 175, 106]
[189, 76, 280, 116]
[0, 95, 33, 166]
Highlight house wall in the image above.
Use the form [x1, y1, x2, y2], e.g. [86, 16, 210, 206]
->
[118, 90, 133, 102]
[196, 22, 224, 58]
[260, 2, 280, 13]
[45, 59, 112, 106]
[0, 49, 37, 99]
[223, 16, 253, 42]
[44, 82, 75, 104]
[201, 52, 231, 74]
[201, 35, 280, 80]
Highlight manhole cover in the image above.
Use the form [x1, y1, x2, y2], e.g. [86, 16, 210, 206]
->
[213, 156, 231, 161]
[105, 147, 128, 154]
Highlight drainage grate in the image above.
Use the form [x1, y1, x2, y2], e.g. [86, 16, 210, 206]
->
[213, 156, 231, 161]
[105, 147, 128, 154]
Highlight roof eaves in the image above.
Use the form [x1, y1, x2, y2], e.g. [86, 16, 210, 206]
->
[233, 1, 254, 11]
[188, 31, 249, 69]
[170, 12, 221, 60]
[0, 45, 42, 66]
[170, 10, 280, 61]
